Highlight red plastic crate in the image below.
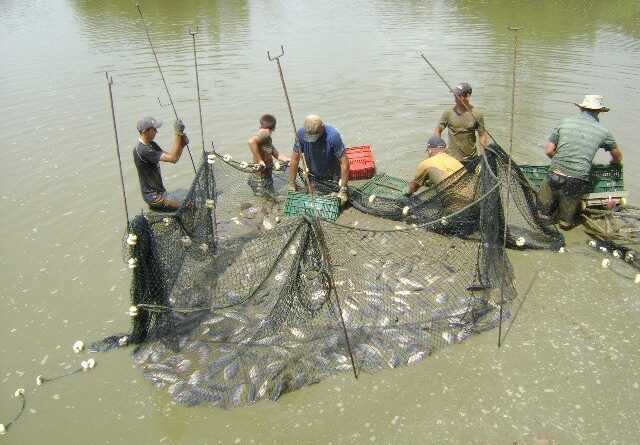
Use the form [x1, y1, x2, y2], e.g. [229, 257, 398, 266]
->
[346, 146, 376, 180]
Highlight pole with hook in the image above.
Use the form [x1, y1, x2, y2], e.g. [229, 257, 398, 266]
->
[105, 72, 130, 228]
[134, 2, 197, 174]
[267, 45, 358, 379]
[498, 25, 525, 348]
[189, 27, 206, 157]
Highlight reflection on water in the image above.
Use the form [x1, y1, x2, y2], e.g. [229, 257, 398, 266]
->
[1, 0, 639, 444]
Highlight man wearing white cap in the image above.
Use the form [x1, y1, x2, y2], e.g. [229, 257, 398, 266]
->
[133, 116, 189, 211]
[538, 95, 622, 228]
[289, 115, 350, 205]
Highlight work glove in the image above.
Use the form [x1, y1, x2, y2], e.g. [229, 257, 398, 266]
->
[174, 118, 185, 136]
[337, 187, 349, 207]
[181, 133, 189, 148]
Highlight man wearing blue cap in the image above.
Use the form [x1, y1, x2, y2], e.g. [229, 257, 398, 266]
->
[289, 115, 350, 205]
[133, 116, 189, 211]
[406, 136, 463, 195]
[434, 82, 487, 163]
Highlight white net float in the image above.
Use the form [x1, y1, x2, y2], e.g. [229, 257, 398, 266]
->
[126, 234, 138, 246]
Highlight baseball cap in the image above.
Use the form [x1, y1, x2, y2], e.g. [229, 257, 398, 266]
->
[303, 115, 324, 142]
[137, 116, 163, 132]
[427, 136, 447, 149]
[452, 82, 472, 96]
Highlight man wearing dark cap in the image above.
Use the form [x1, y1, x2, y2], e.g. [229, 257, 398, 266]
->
[406, 136, 463, 195]
[289, 114, 350, 205]
[538, 95, 622, 229]
[434, 82, 487, 163]
[133, 116, 189, 211]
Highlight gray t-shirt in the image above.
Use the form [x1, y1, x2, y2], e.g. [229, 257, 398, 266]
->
[133, 140, 165, 197]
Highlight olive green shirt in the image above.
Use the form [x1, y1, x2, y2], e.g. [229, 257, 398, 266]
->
[436, 105, 485, 162]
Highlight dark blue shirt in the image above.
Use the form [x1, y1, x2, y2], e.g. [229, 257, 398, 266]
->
[293, 125, 345, 180]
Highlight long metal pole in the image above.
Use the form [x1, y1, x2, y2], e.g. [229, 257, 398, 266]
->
[135, 2, 197, 173]
[267, 46, 314, 194]
[105, 72, 130, 227]
[498, 26, 525, 348]
[189, 27, 206, 157]
[267, 46, 358, 379]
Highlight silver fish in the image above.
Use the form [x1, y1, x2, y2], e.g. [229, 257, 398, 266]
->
[223, 361, 240, 381]
[407, 351, 427, 365]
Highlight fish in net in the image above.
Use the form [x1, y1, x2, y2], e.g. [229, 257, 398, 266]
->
[100, 143, 560, 408]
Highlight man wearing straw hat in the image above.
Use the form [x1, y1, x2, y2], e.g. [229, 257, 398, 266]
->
[538, 95, 622, 229]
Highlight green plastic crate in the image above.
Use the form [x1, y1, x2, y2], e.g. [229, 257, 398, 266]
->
[283, 192, 340, 221]
[588, 164, 624, 193]
[355, 172, 409, 200]
[521, 164, 624, 193]
[520, 165, 549, 190]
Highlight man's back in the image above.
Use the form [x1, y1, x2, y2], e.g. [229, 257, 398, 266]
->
[133, 140, 165, 197]
[549, 112, 616, 181]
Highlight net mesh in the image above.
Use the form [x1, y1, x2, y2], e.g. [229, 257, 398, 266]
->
[113, 143, 562, 408]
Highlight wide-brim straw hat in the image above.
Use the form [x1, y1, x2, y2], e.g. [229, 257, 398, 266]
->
[574, 95, 610, 112]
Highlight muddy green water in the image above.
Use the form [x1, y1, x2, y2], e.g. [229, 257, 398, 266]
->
[1, 1, 639, 444]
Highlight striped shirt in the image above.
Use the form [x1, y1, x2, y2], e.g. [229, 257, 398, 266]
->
[548, 111, 617, 181]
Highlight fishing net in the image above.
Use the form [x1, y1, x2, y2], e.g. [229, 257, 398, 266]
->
[109, 143, 561, 408]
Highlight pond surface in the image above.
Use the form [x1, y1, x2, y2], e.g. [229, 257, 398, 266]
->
[1, 1, 639, 443]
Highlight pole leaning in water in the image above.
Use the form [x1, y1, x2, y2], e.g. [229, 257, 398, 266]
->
[105, 72, 130, 228]
[135, 2, 197, 173]
[189, 27, 206, 157]
[267, 45, 358, 379]
[498, 25, 525, 348]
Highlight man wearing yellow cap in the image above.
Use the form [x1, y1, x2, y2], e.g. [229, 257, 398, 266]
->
[539, 95, 622, 229]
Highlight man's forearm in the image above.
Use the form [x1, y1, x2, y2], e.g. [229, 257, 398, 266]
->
[340, 157, 349, 187]
[289, 154, 300, 184]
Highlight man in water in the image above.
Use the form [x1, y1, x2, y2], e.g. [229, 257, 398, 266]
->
[406, 137, 463, 195]
[434, 82, 487, 163]
[247, 114, 290, 198]
[133, 116, 189, 211]
[289, 114, 349, 206]
[539, 94, 622, 229]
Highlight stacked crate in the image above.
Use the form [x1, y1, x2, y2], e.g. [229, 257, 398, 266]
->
[346, 145, 376, 180]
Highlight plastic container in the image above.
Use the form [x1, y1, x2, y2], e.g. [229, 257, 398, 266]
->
[520, 165, 549, 190]
[354, 172, 409, 200]
[521, 164, 624, 194]
[283, 192, 340, 221]
[588, 164, 624, 193]
[346, 146, 376, 180]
